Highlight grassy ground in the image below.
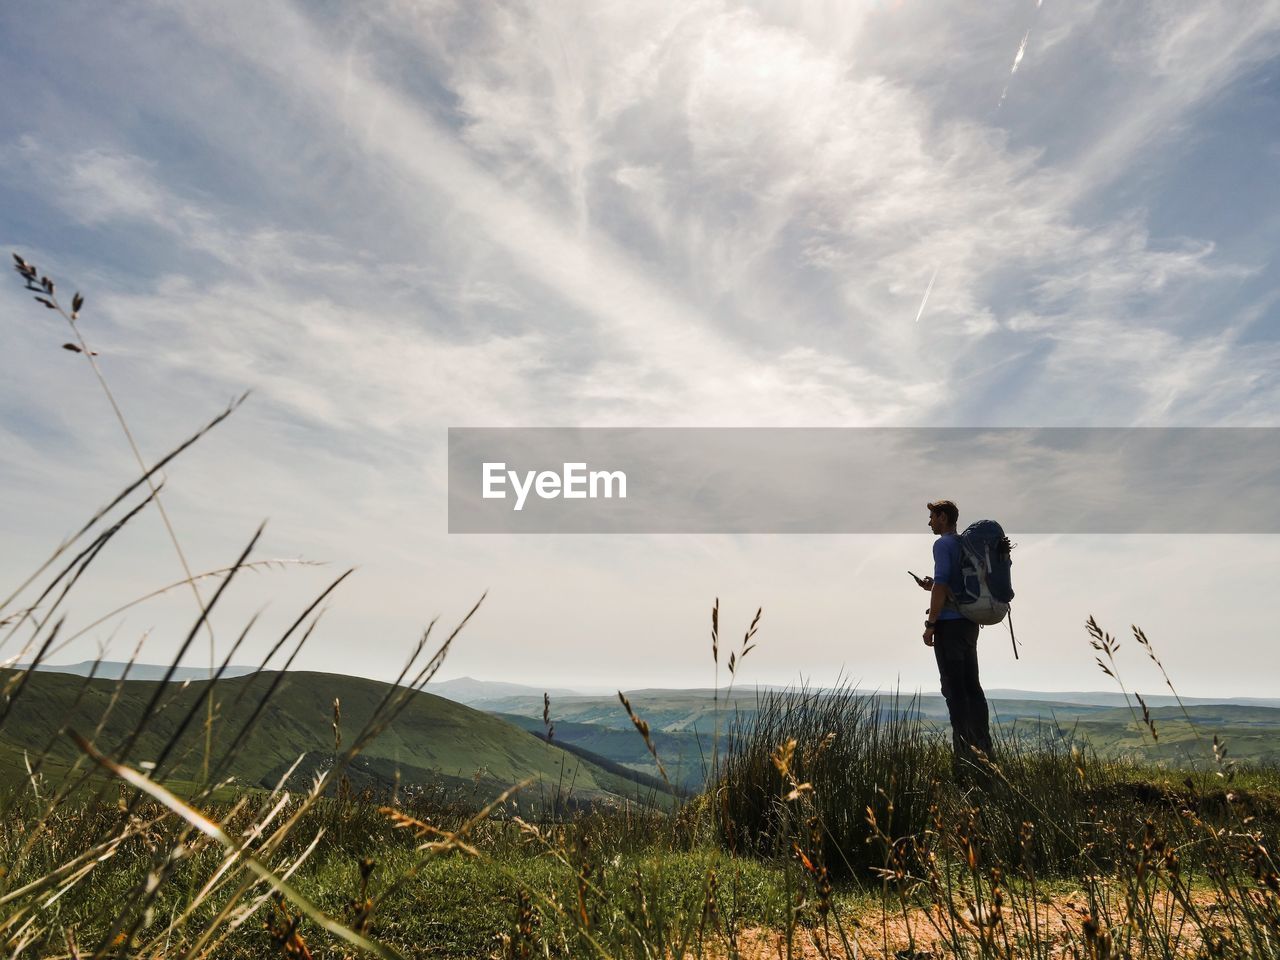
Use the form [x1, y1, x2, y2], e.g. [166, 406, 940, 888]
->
[1, 789, 791, 957]
[3, 623, 1278, 958]
[4, 720, 1278, 958]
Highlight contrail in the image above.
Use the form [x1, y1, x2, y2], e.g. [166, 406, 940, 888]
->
[998, 30, 1031, 107]
[914, 7, 1040, 323]
[1010, 29, 1030, 74]
[913, 266, 939, 323]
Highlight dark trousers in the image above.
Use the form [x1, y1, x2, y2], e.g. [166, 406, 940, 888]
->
[933, 618, 993, 774]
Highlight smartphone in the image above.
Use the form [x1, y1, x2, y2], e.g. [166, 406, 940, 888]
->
[908, 570, 927, 586]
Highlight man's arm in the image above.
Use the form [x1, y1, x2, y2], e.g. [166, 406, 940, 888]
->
[923, 582, 949, 646]
[927, 583, 949, 623]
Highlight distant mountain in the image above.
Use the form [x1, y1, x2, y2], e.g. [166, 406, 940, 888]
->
[984, 689, 1280, 709]
[16, 661, 257, 681]
[428, 677, 582, 704]
[479, 687, 1280, 727]
[480, 688, 1280, 772]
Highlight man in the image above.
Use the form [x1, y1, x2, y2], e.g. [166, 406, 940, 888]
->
[918, 499, 993, 778]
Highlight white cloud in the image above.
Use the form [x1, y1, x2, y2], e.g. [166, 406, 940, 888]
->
[359, 0, 1277, 425]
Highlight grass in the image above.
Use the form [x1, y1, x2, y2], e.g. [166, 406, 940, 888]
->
[3, 254, 1279, 957]
[0, 788, 793, 958]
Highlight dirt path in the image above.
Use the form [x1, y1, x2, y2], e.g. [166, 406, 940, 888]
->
[693, 889, 1226, 959]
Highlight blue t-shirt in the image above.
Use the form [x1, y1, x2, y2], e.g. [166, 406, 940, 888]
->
[932, 534, 964, 621]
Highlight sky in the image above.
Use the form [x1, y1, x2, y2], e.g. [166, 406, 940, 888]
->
[1, 0, 1279, 699]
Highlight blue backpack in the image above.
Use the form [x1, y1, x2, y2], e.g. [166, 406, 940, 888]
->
[953, 520, 1019, 658]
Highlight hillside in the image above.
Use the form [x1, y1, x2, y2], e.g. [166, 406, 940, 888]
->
[477, 689, 769, 735]
[493, 712, 710, 790]
[0, 669, 679, 809]
[486, 689, 1280, 772]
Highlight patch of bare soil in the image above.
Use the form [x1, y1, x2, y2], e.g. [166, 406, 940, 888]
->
[691, 889, 1227, 959]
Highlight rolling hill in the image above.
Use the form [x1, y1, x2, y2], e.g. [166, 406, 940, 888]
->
[0, 669, 680, 809]
[7, 669, 1273, 811]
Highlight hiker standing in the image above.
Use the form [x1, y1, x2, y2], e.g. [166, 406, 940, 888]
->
[917, 499, 994, 776]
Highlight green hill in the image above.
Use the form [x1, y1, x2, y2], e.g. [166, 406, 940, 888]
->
[0, 669, 680, 809]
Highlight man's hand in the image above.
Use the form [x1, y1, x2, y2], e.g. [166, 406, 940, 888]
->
[916, 575, 934, 592]
[923, 625, 935, 647]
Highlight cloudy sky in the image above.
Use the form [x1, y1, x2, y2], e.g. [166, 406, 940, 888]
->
[2, 1, 1278, 698]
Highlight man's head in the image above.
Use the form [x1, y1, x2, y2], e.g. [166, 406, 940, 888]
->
[927, 500, 958, 534]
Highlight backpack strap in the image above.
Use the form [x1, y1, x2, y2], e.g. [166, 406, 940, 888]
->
[1006, 605, 1019, 660]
